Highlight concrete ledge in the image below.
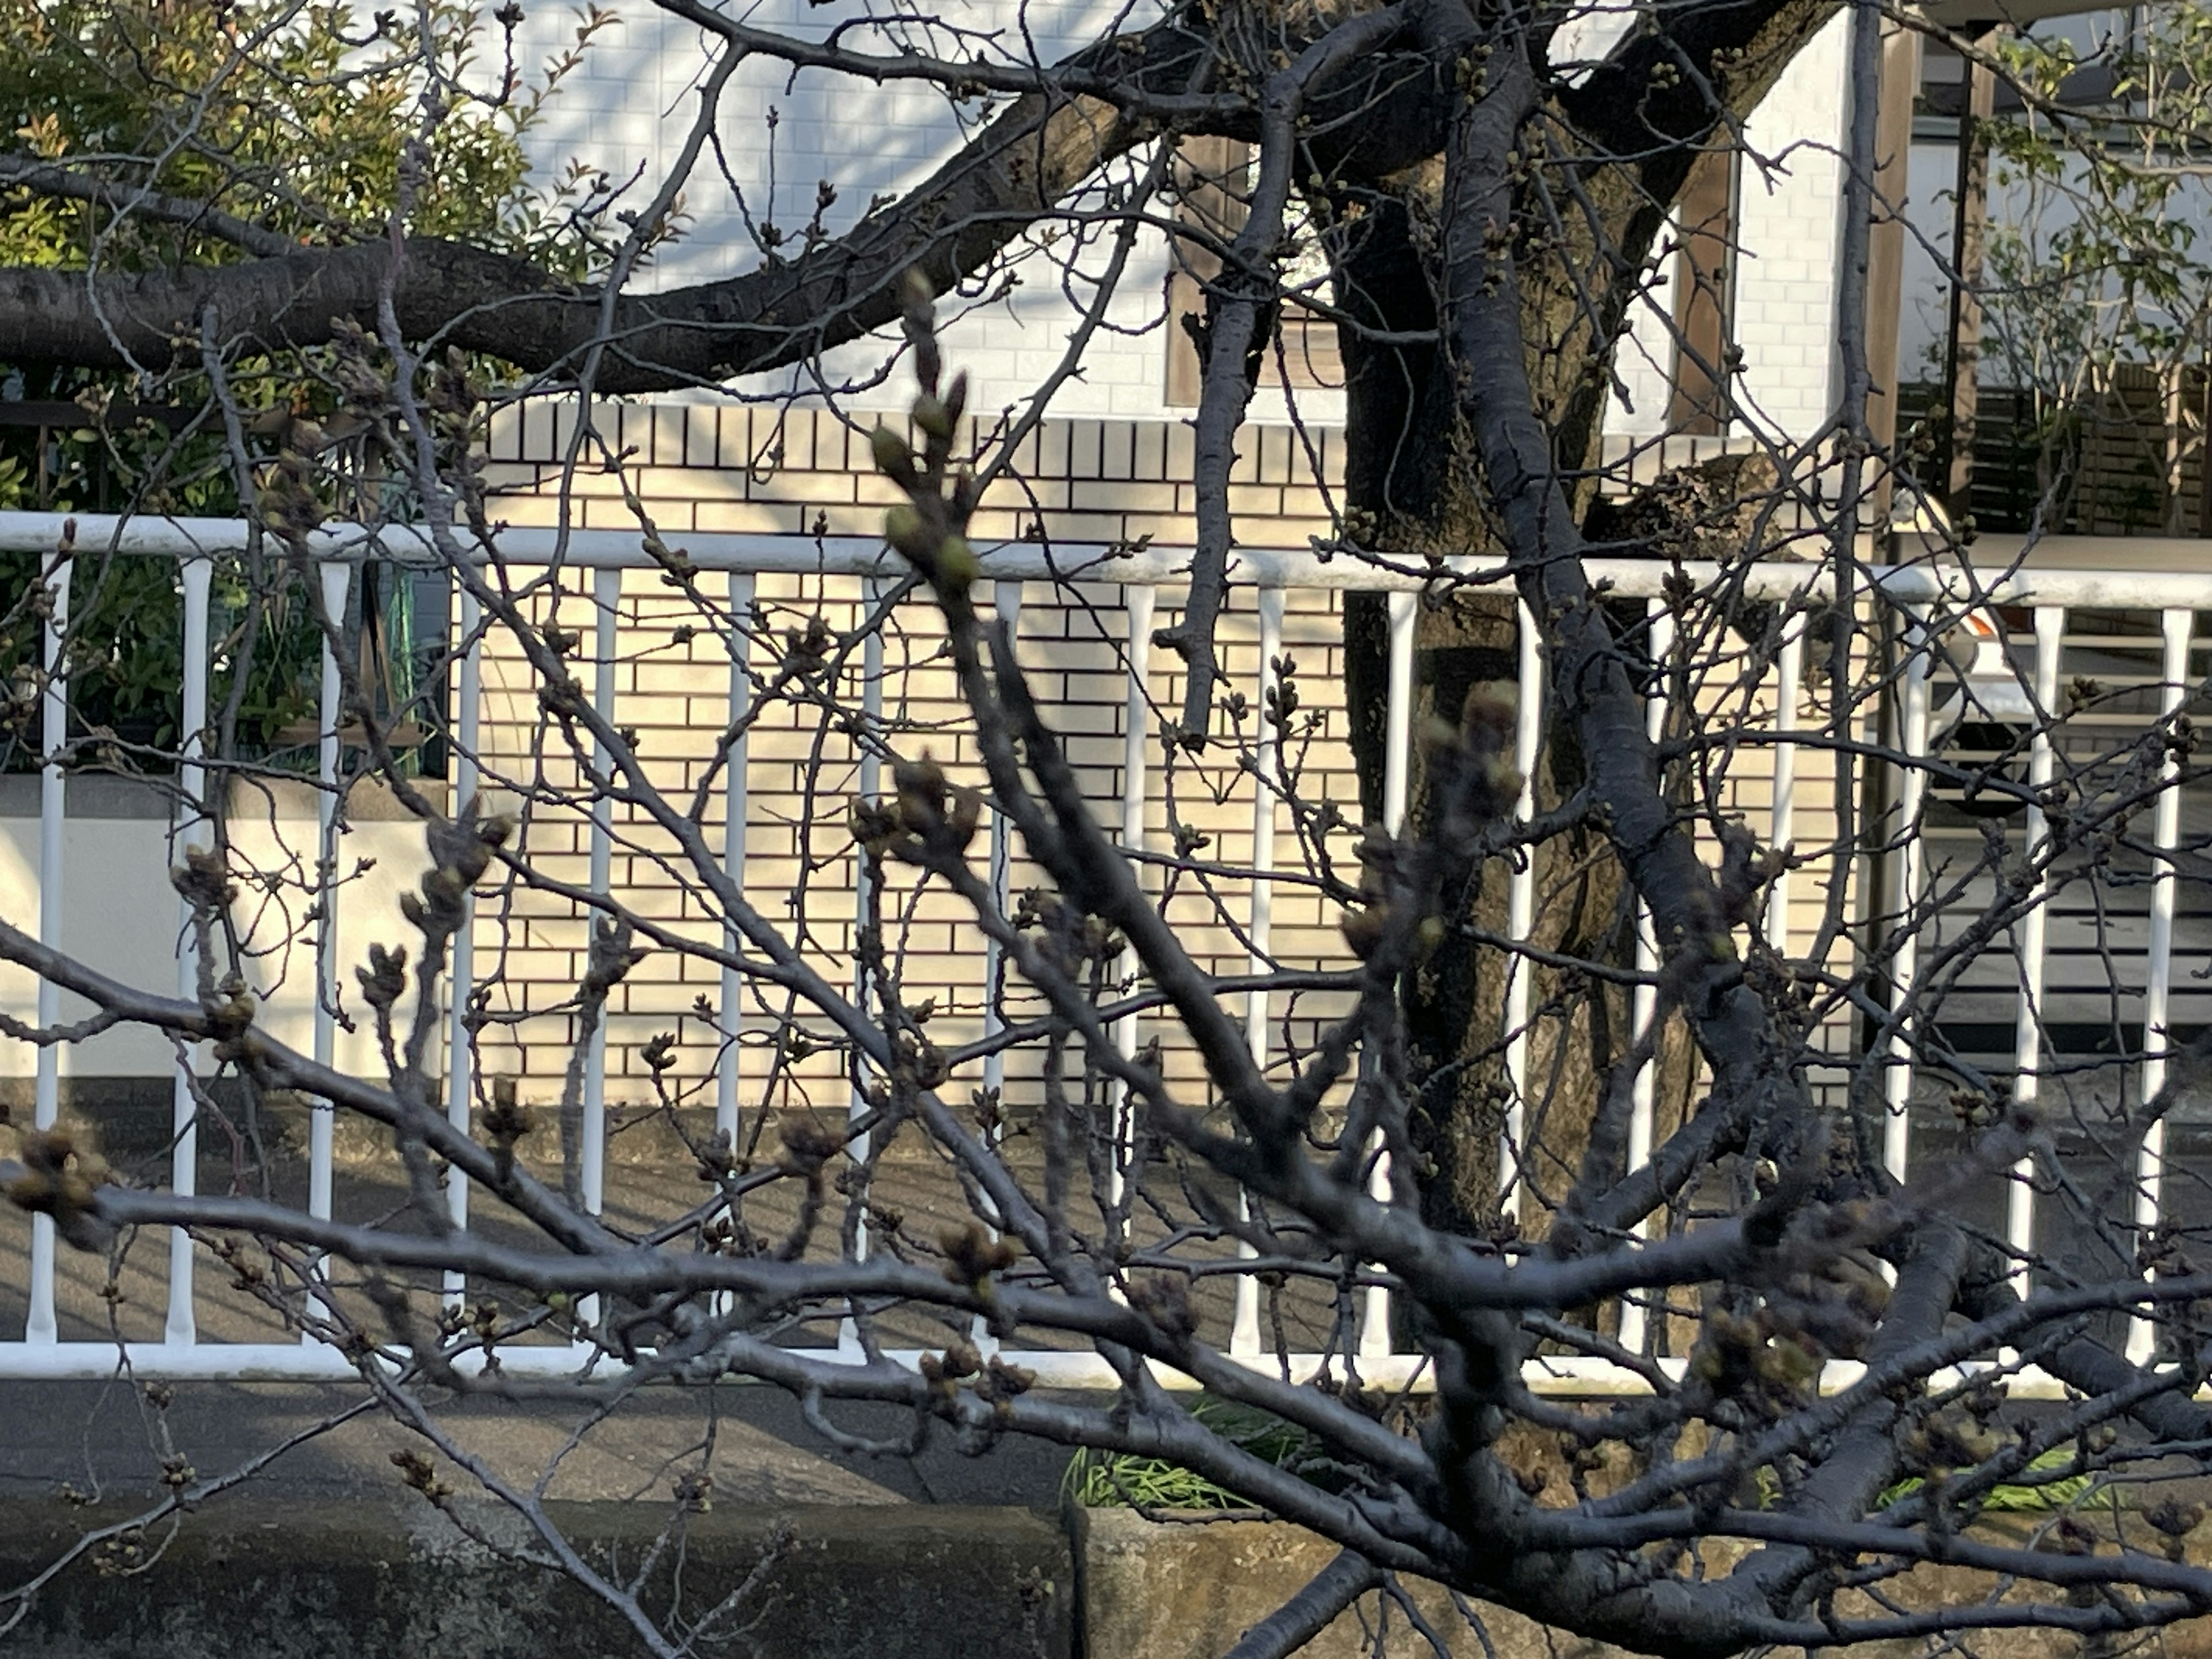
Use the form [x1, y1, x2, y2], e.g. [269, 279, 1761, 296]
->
[1079, 1508, 1479, 1659]
[0, 772, 446, 820]
[2, 1498, 1072, 1658]
[14, 1495, 2212, 1658]
[1074, 1509, 2212, 1659]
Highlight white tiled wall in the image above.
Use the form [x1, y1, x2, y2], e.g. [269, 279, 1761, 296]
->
[507, 0, 1205, 421]
[1608, 13, 1854, 444]
[1733, 11, 1852, 437]
[508, 1, 1849, 441]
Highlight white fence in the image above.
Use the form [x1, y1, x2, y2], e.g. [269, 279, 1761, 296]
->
[1, 512, 2206, 1393]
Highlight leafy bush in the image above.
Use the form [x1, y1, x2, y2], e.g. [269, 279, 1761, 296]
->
[1063, 1399, 1330, 1512]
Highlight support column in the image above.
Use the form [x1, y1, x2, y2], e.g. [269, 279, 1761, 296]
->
[1864, 20, 1924, 528]
[1668, 147, 1740, 435]
[1942, 41, 1998, 521]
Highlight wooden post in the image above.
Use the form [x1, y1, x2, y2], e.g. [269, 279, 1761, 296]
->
[1668, 147, 1740, 435]
[1942, 44, 1998, 523]
[1164, 135, 1242, 409]
[1162, 138, 1336, 404]
[1864, 21, 1922, 529]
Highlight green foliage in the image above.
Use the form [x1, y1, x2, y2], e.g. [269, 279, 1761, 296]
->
[0, 0, 615, 770]
[1967, 11, 2212, 529]
[0, 551, 325, 771]
[0, 0, 599, 270]
[1982, 21, 2209, 372]
[1878, 1447, 2100, 1515]
[1062, 1399, 1328, 1511]
[1068, 1406, 2105, 1522]
[0, 0, 613, 510]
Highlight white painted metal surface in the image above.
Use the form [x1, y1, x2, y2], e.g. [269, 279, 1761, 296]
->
[442, 586, 483, 1308]
[1234, 587, 1287, 1361]
[25, 548, 68, 1347]
[166, 556, 213, 1351]
[717, 571, 757, 1154]
[1884, 631, 1933, 1183]
[2131, 608, 2197, 1363]
[0, 513, 2202, 1401]
[1617, 603, 1673, 1358]
[1499, 601, 1543, 1214]
[1109, 584, 1155, 1230]
[2004, 608, 2065, 1297]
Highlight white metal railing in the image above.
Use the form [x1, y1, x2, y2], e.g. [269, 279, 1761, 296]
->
[0, 513, 2206, 1396]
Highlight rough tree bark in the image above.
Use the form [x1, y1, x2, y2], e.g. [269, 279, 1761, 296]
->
[25, 10, 2212, 1655]
[1327, 0, 1834, 1243]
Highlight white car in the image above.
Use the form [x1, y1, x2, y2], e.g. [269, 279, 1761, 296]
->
[1927, 604, 2041, 817]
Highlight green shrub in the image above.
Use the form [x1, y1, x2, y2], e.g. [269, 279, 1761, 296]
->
[1063, 1398, 1328, 1511]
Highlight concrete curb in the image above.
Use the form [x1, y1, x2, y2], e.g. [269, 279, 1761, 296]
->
[1, 1498, 1071, 1658]
[1075, 1508, 2212, 1659]
[17, 1497, 2212, 1657]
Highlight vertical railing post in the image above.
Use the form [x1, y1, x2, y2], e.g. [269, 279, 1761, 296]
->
[850, 574, 887, 1162]
[1109, 586, 1156, 1231]
[1380, 590, 1416, 848]
[2006, 607, 2065, 1297]
[26, 544, 70, 1347]
[974, 575, 1023, 1354]
[575, 565, 620, 1334]
[304, 557, 353, 1339]
[980, 577, 1023, 1130]
[166, 554, 214, 1351]
[1234, 586, 1285, 1360]
[716, 572, 756, 1152]
[584, 565, 620, 1225]
[1883, 623, 1933, 1182]
[1766, 619, 1804, 952]
[1499, 600, 1543, 1210]
[1618, 604, 1673, 1355]
[709, 571, 756, 1327]
[2130, 607, 2195, 1363]
[443, 583, 483, 1307]
[841, 575, 887, 1357]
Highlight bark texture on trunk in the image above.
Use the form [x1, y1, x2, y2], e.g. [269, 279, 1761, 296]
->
[1334, 195, 1664, 1247]
[1328, 2, 1833, 1248]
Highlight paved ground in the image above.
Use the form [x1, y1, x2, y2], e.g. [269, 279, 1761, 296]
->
[0, 1118, 1099, 1513]
[0, 1374, 1078, 1508]
[7, 1105, 2211, 1531]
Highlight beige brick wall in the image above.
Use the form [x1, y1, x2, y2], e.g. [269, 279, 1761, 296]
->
[481, 401, 1343, 549]
[464, 402, 1844, 1162]
[457, 573, 1366, 1126]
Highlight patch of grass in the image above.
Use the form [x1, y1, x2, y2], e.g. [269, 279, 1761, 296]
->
[1880, 1448, 2100, 1514]
[1062, 1399, 1324, 1511]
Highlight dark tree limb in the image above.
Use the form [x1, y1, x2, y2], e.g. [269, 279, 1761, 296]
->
[0, 151, 300, 260]
[1220, 1547, 1384, 1659]
[0, 22, 1457, 393]
[1438, 32, 1804, 1173]
[0, 86, 1144, 392]
[1158, 4, 1410, 746]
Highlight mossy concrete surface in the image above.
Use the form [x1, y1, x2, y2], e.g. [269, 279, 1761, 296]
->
[15, 1498, 2212, 1657]
[1075, 1509, 2212, 1659]
[1, 1498, 1071, 1658]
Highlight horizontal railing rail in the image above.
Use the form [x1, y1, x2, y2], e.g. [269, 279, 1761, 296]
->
[2, 512, 2205, 1395]
[18, 509, 2212, 604]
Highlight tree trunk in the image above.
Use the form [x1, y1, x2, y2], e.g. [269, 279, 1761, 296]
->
[1324, 0, 1838, 1247]
[1335, 195, 1677, 1248]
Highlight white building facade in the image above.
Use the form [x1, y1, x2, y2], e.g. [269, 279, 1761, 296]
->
[503, 0, 1859, 449]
